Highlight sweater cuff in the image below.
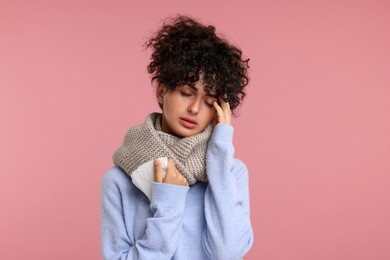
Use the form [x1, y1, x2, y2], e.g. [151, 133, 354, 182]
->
[210, 123, 234, 144]
[151, 182, 189, 212]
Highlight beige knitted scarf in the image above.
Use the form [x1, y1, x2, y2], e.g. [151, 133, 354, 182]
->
[112, 112, 212, 185]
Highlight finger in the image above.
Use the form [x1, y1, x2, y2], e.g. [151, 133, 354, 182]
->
[212, 116, 218, 129]
[154, 159, 163, 183]
[224, 99, 232, 112]
[213, 101, 225, 124]
[166, 158, 176, 177]
[175, 169, 189, 186]
[219, 97, 230, 112]
[182, 174, 189, 186]
[219, 97, 232, 124]
[181, 178, 189, 186]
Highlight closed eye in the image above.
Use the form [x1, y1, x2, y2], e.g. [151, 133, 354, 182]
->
[180, 92, 192, 97]
[204, 98, 216, 107]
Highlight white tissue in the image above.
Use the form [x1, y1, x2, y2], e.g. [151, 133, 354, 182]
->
[131, 157, 168, 201]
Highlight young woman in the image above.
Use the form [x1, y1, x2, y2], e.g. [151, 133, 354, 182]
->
[101, 15, 254, 259]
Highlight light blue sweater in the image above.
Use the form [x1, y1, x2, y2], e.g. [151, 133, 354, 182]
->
[101, 124, 254, 259]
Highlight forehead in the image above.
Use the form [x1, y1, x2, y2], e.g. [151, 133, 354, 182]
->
[186, 71, 218, 95]
[183, 82, 217, 97]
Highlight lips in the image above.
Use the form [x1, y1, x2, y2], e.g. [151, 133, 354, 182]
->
[179, 117, 198, 129]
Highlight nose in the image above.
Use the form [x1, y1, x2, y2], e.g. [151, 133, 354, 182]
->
[187, 97, 201, 115]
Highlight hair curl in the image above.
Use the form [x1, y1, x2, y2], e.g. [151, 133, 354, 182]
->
[145, 15, 249, 115]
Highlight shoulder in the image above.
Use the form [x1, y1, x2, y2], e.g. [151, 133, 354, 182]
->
[101, 166, 150, 207]
[101, 166, 134, 194]
[103, 166, 130, 184]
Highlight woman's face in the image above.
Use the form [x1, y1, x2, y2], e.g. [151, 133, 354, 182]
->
[157, 78, 218, 138]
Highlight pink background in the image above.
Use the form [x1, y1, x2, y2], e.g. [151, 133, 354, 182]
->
[1, 0, 389, 259]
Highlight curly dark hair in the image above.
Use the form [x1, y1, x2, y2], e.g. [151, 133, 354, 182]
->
[145, 15, 249, 115]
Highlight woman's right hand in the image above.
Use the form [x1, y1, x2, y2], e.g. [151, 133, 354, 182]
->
[154, 158, 188, 186]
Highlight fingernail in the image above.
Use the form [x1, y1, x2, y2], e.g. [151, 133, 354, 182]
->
[154, 159, 159, 166]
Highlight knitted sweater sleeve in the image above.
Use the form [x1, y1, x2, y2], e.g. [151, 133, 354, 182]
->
[202, 124, 254, 259]
[101, 168, 189, 260]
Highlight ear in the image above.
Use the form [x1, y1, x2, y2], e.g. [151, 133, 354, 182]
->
[156, 84, 165, 106]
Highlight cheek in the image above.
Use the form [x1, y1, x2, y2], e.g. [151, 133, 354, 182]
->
[163, 95, 175, 111]
[203, 109, 216, 123]
[165, 93, 185, 108]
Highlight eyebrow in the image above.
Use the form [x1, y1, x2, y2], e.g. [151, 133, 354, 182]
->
[185, 85, 218, 98]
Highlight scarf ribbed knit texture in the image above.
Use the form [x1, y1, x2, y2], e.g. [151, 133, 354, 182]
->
[112, 112, 212, 185]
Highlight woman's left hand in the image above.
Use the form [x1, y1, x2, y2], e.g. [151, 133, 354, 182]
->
[212, 96, 232, 127]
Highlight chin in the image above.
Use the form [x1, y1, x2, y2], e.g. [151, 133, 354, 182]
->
[174, 130, 196, 138]
[173, 127, 200, 138]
